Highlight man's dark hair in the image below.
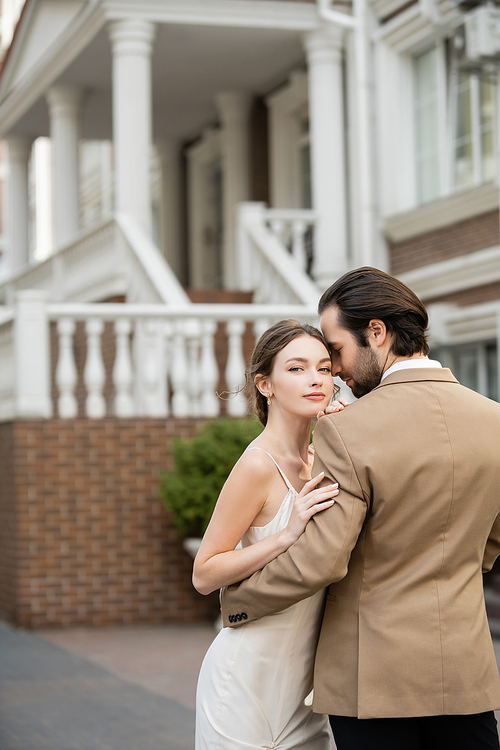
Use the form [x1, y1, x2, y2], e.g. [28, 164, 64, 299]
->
[318, 266, 430, 357]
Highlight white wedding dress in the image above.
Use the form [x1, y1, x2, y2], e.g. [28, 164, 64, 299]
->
[195, 448, 332, 750]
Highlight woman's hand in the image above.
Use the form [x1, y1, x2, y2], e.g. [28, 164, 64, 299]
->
[281, 472, 339, 548]
[316, 397, 350, 419]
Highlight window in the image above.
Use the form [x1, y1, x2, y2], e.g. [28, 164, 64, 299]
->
[413, 44, 496, 204]
[451, 69, 495, 189]
[432, 342, 498, 401]
[415, 48, 441, 203]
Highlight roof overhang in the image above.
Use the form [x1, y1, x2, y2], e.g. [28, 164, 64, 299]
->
[0, 0, 323, 140]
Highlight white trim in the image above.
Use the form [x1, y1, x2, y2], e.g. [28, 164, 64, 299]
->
[0, 2, 106, 135]
[399, 244, 500, 300]
[436, 39, 448, 198]
[428, 301, 500, 346]
[372, 0, 461, 54]
[317, 0, 357, 29]
[384, 182, 499, 241]
[103, 0, 320, 30]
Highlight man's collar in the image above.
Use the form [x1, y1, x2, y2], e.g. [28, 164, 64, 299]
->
[381, 359, 442, 383]
[376, 366, 459, 389]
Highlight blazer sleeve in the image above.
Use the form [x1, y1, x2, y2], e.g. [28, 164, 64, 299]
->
[220, 415, 368, 627]
[483, 512, 500, 573]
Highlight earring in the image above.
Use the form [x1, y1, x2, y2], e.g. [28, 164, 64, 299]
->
[267, 394, 272, 405]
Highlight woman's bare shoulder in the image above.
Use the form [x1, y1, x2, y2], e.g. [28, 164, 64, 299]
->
[230, 446, 277, 483]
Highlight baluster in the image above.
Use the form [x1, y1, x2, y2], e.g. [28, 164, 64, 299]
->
[84, 317, 106, 418]
[226, 318, 247, 417]
[170, 320, 190, 418]
[291, 219, 307, 271]
[163, 320, 173, 415]
[259, 262, 273, 304]
[135, 319, 167, 417]
[270, 218, 285, 244]
[200, 318, 219, 417]
[113, 317, 134, 417]
[186, 318, 201, 417]
[56, 317, 78, 418]
[254, 318, 270, 344]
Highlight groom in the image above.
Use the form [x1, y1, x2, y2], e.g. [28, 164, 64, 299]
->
[221, 267, 500, 749]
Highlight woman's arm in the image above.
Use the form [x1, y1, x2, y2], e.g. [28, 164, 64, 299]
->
[192, 451, 338, 595]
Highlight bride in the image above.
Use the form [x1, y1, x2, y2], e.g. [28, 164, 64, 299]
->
[193, 319, 345, 749]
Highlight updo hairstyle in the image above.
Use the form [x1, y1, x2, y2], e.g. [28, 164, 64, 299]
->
[244, 319, 333, 426]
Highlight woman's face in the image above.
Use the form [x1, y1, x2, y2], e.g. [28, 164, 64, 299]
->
[262, 335, 334, 418]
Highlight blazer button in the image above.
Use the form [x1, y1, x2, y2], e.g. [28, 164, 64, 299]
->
[229, 615, 234, 623]
[241, 612, 247, 620]
[236, 613, 242, 621]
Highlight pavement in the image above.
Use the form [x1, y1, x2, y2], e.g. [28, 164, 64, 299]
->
[0, 621, 216, 750]
[1, 620, 500, 749]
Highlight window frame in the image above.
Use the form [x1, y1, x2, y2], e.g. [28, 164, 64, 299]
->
[413, 42, 497, 206]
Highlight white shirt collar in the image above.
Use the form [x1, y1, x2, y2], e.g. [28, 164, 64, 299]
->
[381, 359, 443, 382]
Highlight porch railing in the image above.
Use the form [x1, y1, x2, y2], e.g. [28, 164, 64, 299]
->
[2, 291, 318, 422]
[0, 213, 190, 306]
[237, 203, 320, 306]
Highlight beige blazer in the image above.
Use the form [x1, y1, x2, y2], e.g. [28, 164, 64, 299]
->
[221, 368, 500, 719]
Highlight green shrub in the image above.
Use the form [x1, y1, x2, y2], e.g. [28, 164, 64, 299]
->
[160, 417, 263, 538]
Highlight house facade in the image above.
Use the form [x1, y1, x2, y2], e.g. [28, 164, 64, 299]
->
[0, 0, 499, 628]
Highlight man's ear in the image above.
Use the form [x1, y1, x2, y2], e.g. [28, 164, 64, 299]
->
[366, 319, 388, 348]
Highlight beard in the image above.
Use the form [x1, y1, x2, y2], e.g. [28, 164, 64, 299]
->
[346, 346, 384, 399]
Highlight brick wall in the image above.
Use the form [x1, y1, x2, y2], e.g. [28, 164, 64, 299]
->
[0, 418, 221, 629]
[0, 423, 16, 623]
[389, 210, 500, 276]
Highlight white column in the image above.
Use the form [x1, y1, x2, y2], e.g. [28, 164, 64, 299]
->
[156, 138, 182, 277]
[109, 19, 155, 236]
[215, 92, 252, 289]
[304, 26, 348, 287]
[46, 85, 82, 248]
[6, 135, 31, 271]
[33, 137, 53, 261]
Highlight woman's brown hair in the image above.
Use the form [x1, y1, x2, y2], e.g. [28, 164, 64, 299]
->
[244, 319, 333, 426]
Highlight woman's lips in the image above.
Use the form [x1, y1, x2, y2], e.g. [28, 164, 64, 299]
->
[304, 394, 326, 401]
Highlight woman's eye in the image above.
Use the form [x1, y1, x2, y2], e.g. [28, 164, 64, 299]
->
[289, 366, 302, 372]
[319, 367, 332, 373]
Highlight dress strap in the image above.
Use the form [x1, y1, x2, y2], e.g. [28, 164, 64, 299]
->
[245, 447, 295, 492]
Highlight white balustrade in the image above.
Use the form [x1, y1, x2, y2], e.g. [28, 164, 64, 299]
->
[291, 219, 308, 269]
[0, 212, 191, 307]
[199, 318, 219, 417]
[170, 319, 190, 418]
[269, 218, 286, 244]
[265, 210, 316, 274]
[56, 317, 78, 418]
[236, 203, 320, 306]
[185, 318, 202, 417]
[225, 318, 247, 417]
[1, 299, 321, 423]
[253, 318, 270, 344]
[113, 317, 134, 417]
[135, 319, 167, 417]
[84, 317, 106, 418]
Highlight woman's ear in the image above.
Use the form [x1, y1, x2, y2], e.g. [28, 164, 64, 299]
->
[254, 374, 270, 398]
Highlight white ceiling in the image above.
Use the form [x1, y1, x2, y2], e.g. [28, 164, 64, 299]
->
[12, 21, 306, 141]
